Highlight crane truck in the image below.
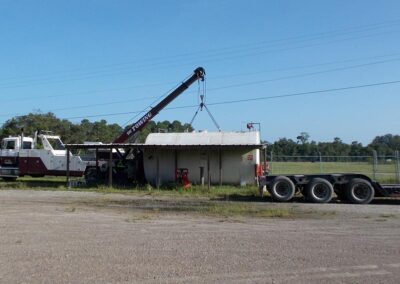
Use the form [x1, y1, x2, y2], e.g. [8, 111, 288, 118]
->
[0, 67, 206, 183]
[0, 132, 86, 180]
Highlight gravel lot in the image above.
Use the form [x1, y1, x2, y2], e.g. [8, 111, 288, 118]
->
[0, 190, 399, 283]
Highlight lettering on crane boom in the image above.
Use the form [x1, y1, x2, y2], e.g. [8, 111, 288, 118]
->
[127, 112, 153, 136]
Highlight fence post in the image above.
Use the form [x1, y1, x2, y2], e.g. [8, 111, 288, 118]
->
[372, 150, 378, 181]
[319, 151, 323, 174]
[395, 150, 400, 184]
[270, 151, 273, 174]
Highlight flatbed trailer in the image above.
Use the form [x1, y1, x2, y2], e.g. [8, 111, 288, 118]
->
[258, 173, 400, 204]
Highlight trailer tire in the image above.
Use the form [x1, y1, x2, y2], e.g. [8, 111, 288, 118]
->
[345, 178, 374, 204]
[305, 178, 333, 203]
[270, 176, 295, 202]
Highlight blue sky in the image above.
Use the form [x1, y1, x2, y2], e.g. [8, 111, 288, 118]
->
[0, 0, 399, 144]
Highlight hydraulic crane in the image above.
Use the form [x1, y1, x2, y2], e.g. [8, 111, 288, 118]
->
[81, 67, 206, 184]
[113, 67, 205, 143]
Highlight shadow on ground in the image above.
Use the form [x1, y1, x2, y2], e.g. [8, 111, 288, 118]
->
[212, 194, 400, 205]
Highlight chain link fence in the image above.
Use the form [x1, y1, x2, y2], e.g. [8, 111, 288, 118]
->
[268, 150, 400, 184]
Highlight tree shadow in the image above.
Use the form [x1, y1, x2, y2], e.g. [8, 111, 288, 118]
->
[21, 180, 66, 188]
[211, 194, 308, 203]
[212, 194, 400, 205]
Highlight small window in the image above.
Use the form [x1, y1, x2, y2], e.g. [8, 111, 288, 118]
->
[6, 141, 16, 150]
[23, 141, 32, 149]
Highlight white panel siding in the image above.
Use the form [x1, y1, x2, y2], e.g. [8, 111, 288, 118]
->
[143, 131, 261, 186]
[144, 148, 260, 185]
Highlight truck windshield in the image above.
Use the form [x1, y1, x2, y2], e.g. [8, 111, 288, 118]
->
[5, 140, 16, 150]
[48, 138, 65, 150]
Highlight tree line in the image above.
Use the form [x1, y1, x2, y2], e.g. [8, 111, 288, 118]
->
[268, 132, 400, 157]
[0, 113, 398, 156]
[0, 113, 192, 144]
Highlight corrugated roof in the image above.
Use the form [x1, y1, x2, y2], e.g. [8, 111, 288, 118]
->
[145, 131, 260, 146]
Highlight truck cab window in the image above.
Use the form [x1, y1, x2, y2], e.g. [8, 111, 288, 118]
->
[48, 138, 65, 150]
[6, 141, 16, 150]
[23, 141, 32, 149]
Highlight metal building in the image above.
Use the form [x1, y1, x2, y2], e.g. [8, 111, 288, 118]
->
[144, 131, 263, 186]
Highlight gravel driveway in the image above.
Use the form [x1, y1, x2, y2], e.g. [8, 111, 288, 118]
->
[0, 190, 399, 283]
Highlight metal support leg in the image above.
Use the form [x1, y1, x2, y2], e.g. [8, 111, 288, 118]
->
[156, 149, 160, 189]
[96, 147, 99, 177]
[108, 148, 113, 187]
[207, 151, 210, 190]
[66, 147, 70, 188]
[219, 149, 222, 186]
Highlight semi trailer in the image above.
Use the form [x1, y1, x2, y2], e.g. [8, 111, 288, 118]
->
[258, 173, 400, 204]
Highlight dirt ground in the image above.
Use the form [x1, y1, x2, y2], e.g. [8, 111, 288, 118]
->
[0, 190, 399, 283]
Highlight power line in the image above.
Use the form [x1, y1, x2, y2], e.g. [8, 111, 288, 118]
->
[207, 80, 400, 106]
[4, 19, 399, 81]
[4, 50, 400, 104]
[1, 21, 400, 90]
[212, 52, 400, 79]
[2, 55, 399, 118]
[0, 81, 175, 104]
[59, 79, 400, 120]
[121, 80, 187, 127]
[38, 56, 400, 110]
[207, 57, 400, 91]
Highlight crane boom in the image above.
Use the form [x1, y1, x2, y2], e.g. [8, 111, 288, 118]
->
[113, 67, 206, 143]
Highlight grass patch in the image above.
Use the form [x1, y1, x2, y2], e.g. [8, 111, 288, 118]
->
[0, 178, 341, 220]
[125, 214, 154, 222]
[379, 214, 398, 219]
[112, 201, 292, 218]
[0, 176, 67, 190]
[195, 203, 291, 218]
[64, 206, 76, 212]
[0, 177, 261, 200]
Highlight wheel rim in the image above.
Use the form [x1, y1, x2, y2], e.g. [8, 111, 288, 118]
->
[313, 183, 331, 200]
[275, 181, 291, 198]
[352, 183, 371, 201]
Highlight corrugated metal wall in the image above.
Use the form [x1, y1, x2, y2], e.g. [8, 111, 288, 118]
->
[143, 148, 259, 186]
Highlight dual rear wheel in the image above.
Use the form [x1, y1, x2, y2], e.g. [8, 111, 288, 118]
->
[344, 178, 375, 204]
[269, 176, 333, 203]
[268, 176, 374, 204]
[305, 178, 333, 203]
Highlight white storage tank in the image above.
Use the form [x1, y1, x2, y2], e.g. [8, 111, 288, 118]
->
[143, 131, 261, 186]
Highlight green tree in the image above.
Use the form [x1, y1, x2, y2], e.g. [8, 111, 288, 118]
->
[0, 113, 122, 144]
[369, 134, 400, 156]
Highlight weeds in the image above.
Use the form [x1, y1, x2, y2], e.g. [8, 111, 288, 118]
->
[379, 214, 398, 219]
[195, 203, 291, 218]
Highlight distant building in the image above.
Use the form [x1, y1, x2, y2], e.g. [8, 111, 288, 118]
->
[144, 131, 263, 186]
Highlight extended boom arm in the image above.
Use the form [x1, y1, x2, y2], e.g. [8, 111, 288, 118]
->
[113, 67, 205, 143]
